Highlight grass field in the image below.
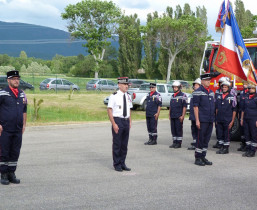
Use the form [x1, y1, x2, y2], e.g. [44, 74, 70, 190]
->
[26, 91, 171, 126]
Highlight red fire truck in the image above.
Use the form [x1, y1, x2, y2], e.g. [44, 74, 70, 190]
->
[200, 38, 257, 92]
[200, 38, 257, 140]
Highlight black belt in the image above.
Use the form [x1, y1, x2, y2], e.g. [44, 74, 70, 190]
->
[114, 117, 130, 121]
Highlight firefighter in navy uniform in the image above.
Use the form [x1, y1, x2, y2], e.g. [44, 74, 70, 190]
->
[240, 84, 257, 157]
[193, 73, 215, 166]
[213, 77, 228, 149]
[237, 81, 248, 152]
[188, 78, 201, 150]
[144, 83, 162, 145]
[107, 77, 133, 172]
[215, 81, 237, 154]
[0, 70, 27, 185]
[169, 81, 187, 149]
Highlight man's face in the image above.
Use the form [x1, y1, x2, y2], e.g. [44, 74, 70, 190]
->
[243, 83, 248, 89]
[193, 83, 200, 90]
[150, 86, 156, 92]
[173, 86, 179, 92]
[7, 77, 20, 88]
[222, 85, 229, 93]
[249, 87, 256, 94]
[202, 79, 211, 87]
[118, 83, 129, 93]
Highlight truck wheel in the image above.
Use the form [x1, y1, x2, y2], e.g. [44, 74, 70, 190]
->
[230, 117, 240, 141]
[142, 100, 147, 111]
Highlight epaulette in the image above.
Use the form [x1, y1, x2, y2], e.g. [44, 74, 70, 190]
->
[127, 92, 130, 95]
[113, 91, 117, 95]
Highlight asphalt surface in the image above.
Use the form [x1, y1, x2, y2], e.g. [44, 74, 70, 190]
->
[0, 120, 256, 210]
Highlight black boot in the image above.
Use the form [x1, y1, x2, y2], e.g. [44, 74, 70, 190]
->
[194, 158, 205, 166]
[1, 173, 10, 185]
[242, 150, 250, 157]
[237, 144, 246, 151]
[202, 157, 212, 165]
[213, 142, 222, 149]
[169, 143, 177, 148]
[188, 145, 195, 150]
[216, 147, 223, 154]
[219, 147, 229, 154]
[8, 172, 20, 184]
[246, 151, 255, 157]
[174, 143, 181, 149]
[148, 139, 157, 145]
[144, 139, 152, 145]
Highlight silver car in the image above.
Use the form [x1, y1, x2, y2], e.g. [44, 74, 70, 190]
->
[39, 78, 80, 91]
[86, 79, 118, 91]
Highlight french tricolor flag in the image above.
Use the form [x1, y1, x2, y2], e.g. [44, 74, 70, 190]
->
[213, 0, 257, 84]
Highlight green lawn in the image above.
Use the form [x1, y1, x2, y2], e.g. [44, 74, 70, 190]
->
[26, 91, 171, 126]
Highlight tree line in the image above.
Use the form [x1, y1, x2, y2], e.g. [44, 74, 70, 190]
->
[0, 0, 256, 81]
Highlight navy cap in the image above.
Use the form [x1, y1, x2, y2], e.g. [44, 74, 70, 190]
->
[200, 73, 211, 80]
[150, 83, 156, 87]
[7, 70, 20, 79]
[117, 77, 129, 84]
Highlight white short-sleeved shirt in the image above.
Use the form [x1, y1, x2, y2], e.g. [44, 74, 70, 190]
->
[108, 90, 133, 118]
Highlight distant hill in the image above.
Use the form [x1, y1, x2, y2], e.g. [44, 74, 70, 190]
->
[0, 21, 119, 60]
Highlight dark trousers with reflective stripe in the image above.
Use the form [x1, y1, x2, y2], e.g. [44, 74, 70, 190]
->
[195, 122, 213, 158]
[0, 130, 22, 173]
[244, 119, 257, 152]
[112, 118, 130, 168]
[216, 122, 231, 147]
[191, 120, 198, 145]
[238, 111, 246, 145]
[170, 118, 183, 144]
[146, 117, 158, 141]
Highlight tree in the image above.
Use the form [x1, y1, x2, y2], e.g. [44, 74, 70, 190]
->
[62, 0, 121, 78]
[118, 14, 142, 78]
[19, 51, 27, 59]
[142, 12, 159, 79]
[235, 0, 246, 30]
[145, 15, 205, 82]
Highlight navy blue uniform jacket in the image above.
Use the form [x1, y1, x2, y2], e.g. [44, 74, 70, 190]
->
[170, 91, 187, 119]
[216, 93, 237, 123]
[146, 91, 162, 117]
[242, 94, 257, 121]
[0, 86, 27, 132]
[193, 85, 215, 123]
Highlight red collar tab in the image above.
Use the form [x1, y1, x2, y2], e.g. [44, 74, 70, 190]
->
[174, 91, 180, 97]
[9, 86, 18, 98]
[150, 91, 155, 96]
[249, 94, 255, 99]
[203, 86, 210, 93]
[222, 93, 229, 99]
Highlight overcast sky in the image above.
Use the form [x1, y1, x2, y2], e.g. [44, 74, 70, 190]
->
[0, 0, 256, 40]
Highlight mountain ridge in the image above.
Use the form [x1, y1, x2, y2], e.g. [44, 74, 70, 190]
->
[0, 21, 119, 59]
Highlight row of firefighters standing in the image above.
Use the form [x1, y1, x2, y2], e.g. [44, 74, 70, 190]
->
[144, 73, 257, 166]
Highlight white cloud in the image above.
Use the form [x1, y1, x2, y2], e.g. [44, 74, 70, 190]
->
[0, 0, 256, 39]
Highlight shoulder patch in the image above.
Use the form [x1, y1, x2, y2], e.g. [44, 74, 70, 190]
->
[113, 91, 117, 95]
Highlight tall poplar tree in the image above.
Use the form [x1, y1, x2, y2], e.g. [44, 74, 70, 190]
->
[118, 14, 142, 77]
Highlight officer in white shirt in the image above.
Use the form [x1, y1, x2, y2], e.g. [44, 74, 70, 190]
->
[107, 77, 133, 172]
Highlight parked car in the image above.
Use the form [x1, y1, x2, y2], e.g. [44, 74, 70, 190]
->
[0, 75, 34, 90]
[86, 79, 118, 91]
[39, 78, 80, 91]
[169, 80, 190, 89]
[103, 84, 191, 111]
[128, 79, 147, 88]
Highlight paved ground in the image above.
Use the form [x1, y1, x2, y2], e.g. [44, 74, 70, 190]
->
[0, 120, 256, 210]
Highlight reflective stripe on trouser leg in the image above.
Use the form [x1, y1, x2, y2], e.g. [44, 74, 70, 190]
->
[195, 122, 213, 158]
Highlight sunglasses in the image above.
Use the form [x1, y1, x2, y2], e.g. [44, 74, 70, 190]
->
[150, 87, 155, 88]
